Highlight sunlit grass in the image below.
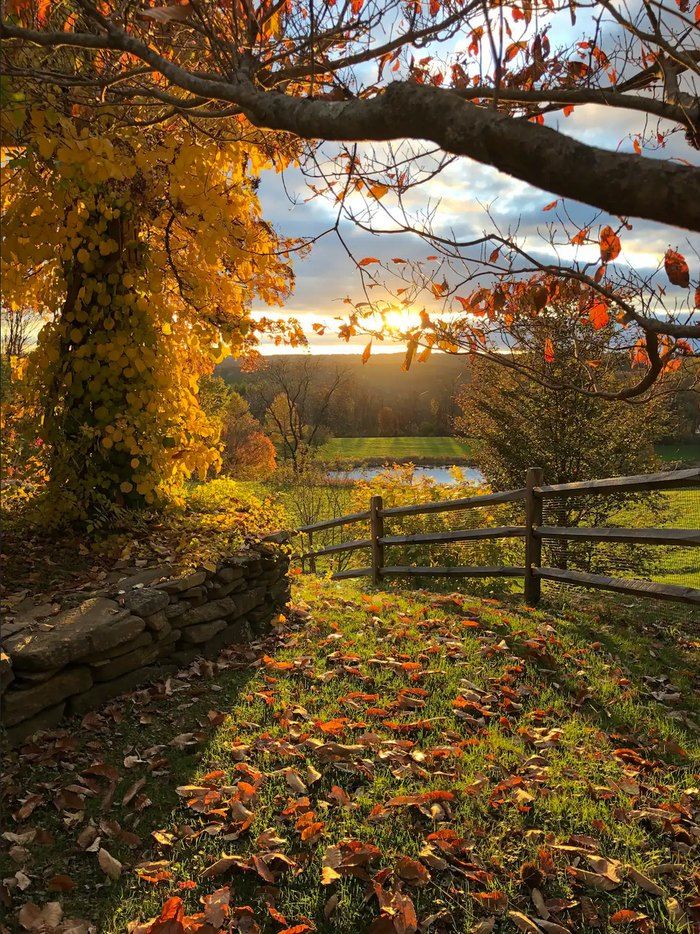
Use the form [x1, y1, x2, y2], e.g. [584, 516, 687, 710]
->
[1, 579, 697, 932]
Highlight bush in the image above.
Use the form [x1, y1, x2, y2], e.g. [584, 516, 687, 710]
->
[342, 465, 524, 593]
[200, 376, 276, 480]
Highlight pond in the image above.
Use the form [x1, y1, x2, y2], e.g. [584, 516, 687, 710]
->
[327, 465, 484, 485]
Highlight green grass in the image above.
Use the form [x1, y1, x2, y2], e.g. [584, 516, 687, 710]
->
[319, 437, 698, 468]
[655, 442, 700, 465]
[320, 436, 475, 465]
[3, 579, 697, 932]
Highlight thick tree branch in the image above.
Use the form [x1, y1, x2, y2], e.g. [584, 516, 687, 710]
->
[2, 20, 699, 231]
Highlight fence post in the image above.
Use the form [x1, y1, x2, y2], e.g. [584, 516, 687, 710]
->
[307, 531, 316, 574]
[370, 495, 385, 585]
[524, 467, 543, 606]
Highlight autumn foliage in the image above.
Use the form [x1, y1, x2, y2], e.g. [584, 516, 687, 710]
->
[1, 102, 293, 520]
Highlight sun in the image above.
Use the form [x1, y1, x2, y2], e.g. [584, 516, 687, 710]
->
[381, 307, 422, 333]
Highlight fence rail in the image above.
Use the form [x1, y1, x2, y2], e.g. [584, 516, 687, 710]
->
[298, 466, 700, 606]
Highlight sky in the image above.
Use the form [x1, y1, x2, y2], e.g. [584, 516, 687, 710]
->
[249, 13, 699, 357]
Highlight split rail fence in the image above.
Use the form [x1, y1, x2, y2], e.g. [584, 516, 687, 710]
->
[298, 466, 700, 607]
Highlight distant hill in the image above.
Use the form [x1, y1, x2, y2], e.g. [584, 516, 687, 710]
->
[216, 352, 471, 436]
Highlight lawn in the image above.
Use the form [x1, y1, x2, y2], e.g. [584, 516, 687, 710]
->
[655, 443, 700, 466]
[2, 578, 697, 933]
[319, 437, 699, 469]
[320, 437, 475, 466]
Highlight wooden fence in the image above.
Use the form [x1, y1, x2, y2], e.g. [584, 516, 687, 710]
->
[298, 466, 700, 607]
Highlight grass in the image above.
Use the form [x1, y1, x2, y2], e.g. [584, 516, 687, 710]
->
[320, 436, 475, 466]
[2, 578, 697, 932]
[319, 437, 699, 468]
[655, 443, 700, 465]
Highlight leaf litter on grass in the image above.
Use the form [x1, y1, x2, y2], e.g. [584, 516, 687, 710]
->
[1, 579, 698, 933]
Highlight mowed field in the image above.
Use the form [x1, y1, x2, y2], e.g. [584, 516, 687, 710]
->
[656, 442, 700, 464]
[321, 436, 474, 464]
[321, 437, 699, 467]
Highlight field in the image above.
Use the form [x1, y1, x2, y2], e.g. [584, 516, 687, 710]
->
[3, 578, 697, 933]
[656, 442, 700, 465]
[320, 437, 699, 468]
[320, 436, 475, 466]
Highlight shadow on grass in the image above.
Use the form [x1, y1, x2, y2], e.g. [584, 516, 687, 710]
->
[0, 654, 262, 931]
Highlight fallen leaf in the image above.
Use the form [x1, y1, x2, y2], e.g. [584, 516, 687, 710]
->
[98, 847, 122, 881]
[18, 902, 63, 931]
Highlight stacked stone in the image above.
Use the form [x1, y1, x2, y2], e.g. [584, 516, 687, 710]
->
[1, 545, 290, 747]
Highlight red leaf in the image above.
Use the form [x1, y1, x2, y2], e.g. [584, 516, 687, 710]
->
[544, 337, 555, 363]
[664, 249, 690, 287]
[599, 225, 621, 263]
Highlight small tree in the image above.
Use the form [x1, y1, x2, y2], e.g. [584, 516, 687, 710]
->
[256, 357, 347, 471]
[377, 405, 399, 437]
[1, 308, 43, 360]
[454, 305, 670, 573]
[199, 376, 276, 480]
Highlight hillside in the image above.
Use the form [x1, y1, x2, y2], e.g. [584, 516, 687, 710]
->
[216, 353, 471, 436]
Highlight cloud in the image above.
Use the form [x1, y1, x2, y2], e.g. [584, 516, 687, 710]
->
[253, 93, 699, 355]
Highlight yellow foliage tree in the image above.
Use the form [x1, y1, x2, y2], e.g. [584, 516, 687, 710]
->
[1, 101, 297, 521]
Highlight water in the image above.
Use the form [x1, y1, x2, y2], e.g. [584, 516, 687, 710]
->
[327, 465, 484, 485]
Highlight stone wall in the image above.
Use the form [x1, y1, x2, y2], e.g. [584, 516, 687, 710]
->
[1, 544, 289, 747]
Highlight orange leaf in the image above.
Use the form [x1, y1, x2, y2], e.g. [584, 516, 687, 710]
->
[387, 790, 455, 807]
[610, 908, 649, 925]
[369, 183, 389, 200]
[362, 341, 372, 364]
[505, 41, 526, 61]
[358, 257, 380, 266]
[664, 249, 690, 287]
[599, 225, 621, 263]
[588, 301, 610, 330]
[544, 337, 555, 363]
[542, 200, 558, 211]
[402, 339, 418, 372]
[146, 897, 185, 934]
